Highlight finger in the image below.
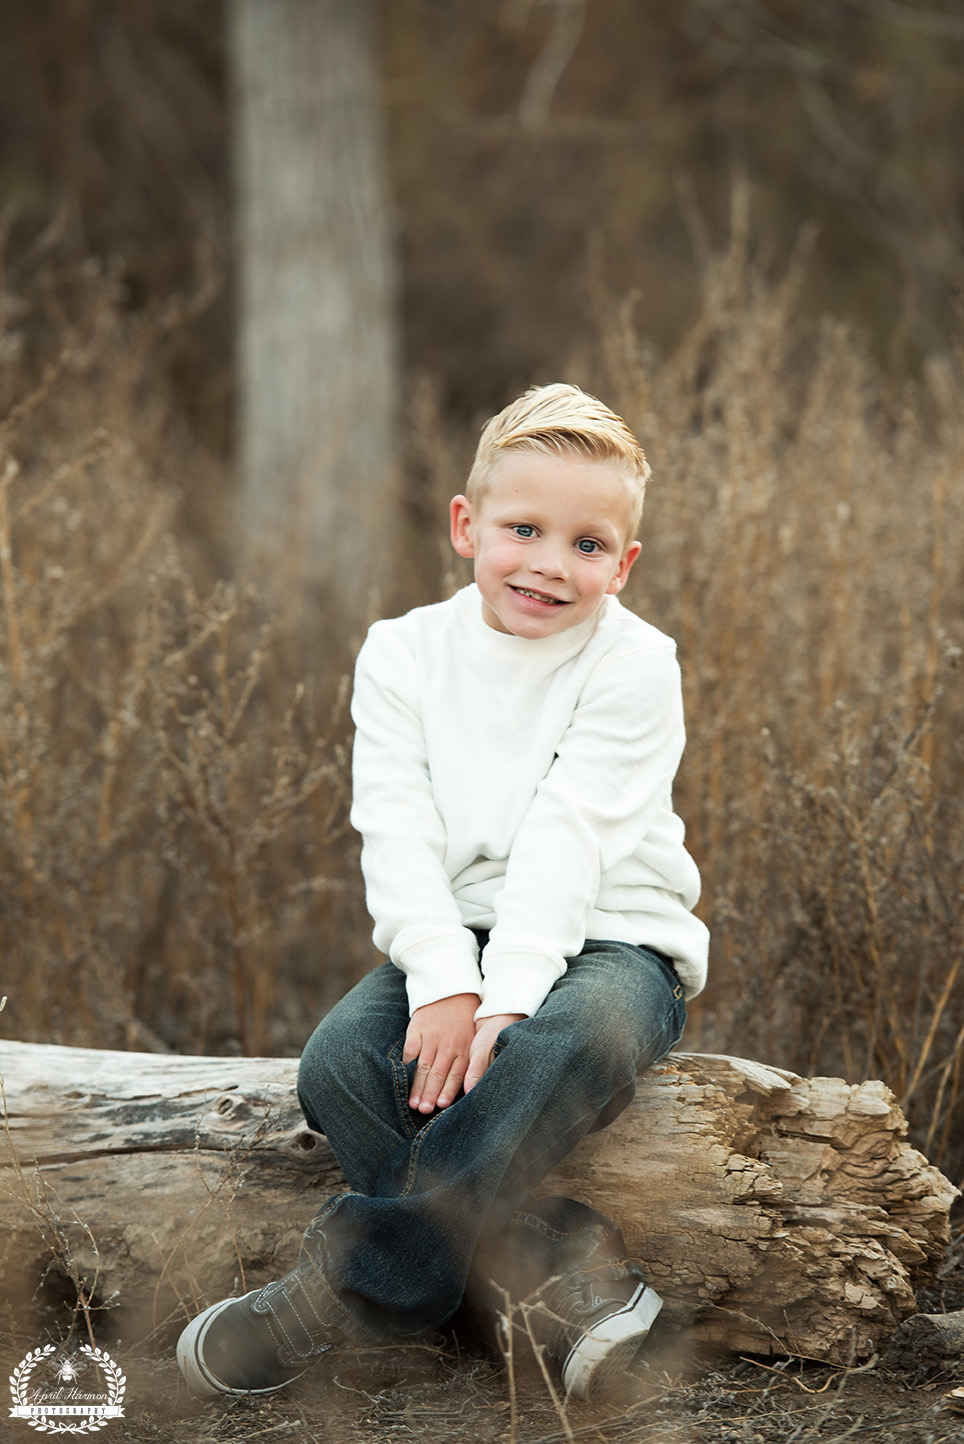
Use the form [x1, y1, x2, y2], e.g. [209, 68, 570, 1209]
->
[402, 1023, 422, 1066]
[408, 1039, 436, 1109]
[463, 1031, 494, 1094]
[435, 1057, 468, 1110]
[414, 1052, 457, 1113]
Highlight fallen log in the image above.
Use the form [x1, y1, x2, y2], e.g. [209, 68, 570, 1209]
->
[0, 1040, 956, 1364]
[882, 1309, 964, 1369]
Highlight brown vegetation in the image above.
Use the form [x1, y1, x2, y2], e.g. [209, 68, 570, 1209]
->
[3, 1, 964, 422]
[1, 204, 962, 1189]
[0, 256, 365, 1060]
[2, 9, 963, 1439]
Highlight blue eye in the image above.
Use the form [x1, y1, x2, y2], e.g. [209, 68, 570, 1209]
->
[577, 538, 601, 554]
[511, 524, 536, 538]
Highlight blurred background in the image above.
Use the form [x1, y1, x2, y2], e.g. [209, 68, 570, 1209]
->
[0, 0, 962, 1180]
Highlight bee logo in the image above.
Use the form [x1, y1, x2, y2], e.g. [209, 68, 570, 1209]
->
[56, 1354, 84, 1384]
[10, 1342, 126, 1433]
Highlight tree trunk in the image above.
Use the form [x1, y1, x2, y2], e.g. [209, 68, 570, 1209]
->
[0, 1041, 956, 1363]
[229, 0, 397, 624]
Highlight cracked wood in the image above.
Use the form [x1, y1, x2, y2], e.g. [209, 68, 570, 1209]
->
[0, 1041, 956, 1363]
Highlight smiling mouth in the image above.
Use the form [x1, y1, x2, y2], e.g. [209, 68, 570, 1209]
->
[511, 586, 567, 605]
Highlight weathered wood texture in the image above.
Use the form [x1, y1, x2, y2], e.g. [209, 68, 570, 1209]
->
[0, 1041, 956, 1363]
[882, 1309, 964, 1368]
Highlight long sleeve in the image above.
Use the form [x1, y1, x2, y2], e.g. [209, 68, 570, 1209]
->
[477, 643, 686, 1017]
[350, 625, 484, 1011]
[349, 587, 707, 1020]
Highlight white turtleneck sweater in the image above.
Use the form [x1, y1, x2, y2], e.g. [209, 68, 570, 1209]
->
[350, 584, 708, 1019]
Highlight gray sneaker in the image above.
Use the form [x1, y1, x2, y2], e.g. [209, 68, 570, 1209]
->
[177, 1263, 339, 1397]
[538, 1255, 663, 1400]
[479, 1213, 663, 1402]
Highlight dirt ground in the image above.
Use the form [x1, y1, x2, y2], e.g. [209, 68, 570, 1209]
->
[82, 1340, 964, 1444]
[6, 1222, 964, 1444]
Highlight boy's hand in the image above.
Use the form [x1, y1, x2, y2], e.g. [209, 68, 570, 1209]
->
[464, 1014, 525, 1094]
[403, 994, 480, 1113]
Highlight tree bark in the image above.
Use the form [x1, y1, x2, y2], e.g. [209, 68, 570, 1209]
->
[229, 0, 397, 624]
[882, 1309, 964, 1368]
[0, 1041, 956, 1362]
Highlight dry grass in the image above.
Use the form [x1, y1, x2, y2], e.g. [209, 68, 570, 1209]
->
[587, 191, 964, 1182]
[1, 213, 963, 1186]
[0, 258, 365, 1059]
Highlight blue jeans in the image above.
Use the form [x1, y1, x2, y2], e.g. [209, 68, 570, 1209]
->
[296, 938, 686, 1341]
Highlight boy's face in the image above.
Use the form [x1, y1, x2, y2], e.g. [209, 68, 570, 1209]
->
[450, 450, 642, 639]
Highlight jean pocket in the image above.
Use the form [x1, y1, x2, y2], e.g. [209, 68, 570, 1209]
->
[387, 1036, 424, 1134]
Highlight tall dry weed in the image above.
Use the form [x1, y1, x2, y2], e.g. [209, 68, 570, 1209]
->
[0, 260, 362, 1057]
[591, 190, 964, 1178]
[2, 219, 962, 1181]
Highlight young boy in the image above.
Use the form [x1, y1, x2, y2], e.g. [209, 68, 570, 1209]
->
[177, 383, 709, 1403]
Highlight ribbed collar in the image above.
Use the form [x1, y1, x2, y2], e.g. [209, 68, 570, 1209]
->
[454, 584, 608, 666]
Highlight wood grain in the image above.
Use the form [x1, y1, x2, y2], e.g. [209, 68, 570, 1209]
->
[1, 1041, 956, 1361]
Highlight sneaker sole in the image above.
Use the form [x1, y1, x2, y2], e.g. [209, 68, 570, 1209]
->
[561, 1283, 663, 1401]
[177, 1292, 304, 1398]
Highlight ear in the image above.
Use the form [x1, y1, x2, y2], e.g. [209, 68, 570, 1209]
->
[606, 540, 642, 595]
[450, 495, 476, 558]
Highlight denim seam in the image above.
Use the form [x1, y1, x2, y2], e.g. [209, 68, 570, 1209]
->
[508, 1211, 568, 1243]
[387, 1038, 421, 1140]
[400, 1105, 448, 1197]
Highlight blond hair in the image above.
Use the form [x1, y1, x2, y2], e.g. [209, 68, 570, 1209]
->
[466, 383, 650, 537]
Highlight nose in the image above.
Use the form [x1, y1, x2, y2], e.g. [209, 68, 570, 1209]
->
[530, 538, 568, 580]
